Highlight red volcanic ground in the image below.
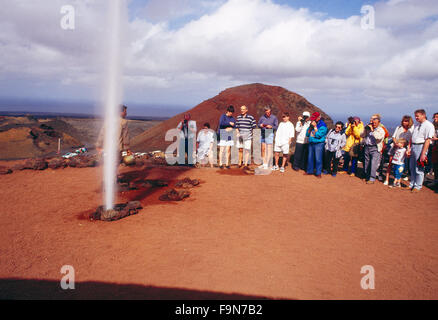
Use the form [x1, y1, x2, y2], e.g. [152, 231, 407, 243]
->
[0, 163, 437, 299]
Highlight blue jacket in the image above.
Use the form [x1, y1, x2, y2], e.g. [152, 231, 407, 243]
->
[306, 119, 328, 144]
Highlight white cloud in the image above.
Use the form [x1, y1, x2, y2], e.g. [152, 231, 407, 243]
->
[0, 0, 437, 116]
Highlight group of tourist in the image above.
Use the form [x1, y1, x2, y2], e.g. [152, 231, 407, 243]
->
[176, 106, 438, 193]
[100, 104, 438, 193]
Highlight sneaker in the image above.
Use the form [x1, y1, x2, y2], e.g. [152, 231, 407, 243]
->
[226, 165, 231, 169]
[315, 175, 322, 178]
[322, 170, 329, 175]
[349, 173, 355, 177]
[366, 180, 375, 185]
[280, 167, 285, 173]
[403, 176, 409, 181]
[332, 173, 337, 177]
[338, 171, 347, 174]
[272, 165, 279, 171]
[411, 188, 420, 193]
[219, 165, 224, 170]
[383, 181, 388, 186]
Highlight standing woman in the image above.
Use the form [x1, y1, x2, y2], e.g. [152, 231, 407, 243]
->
[177, 113, 197, 166]
[218, 106, 236, 169]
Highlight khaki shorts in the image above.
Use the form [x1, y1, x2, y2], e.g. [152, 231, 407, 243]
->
[237, 139, 252, 150]
[274, 143, 290, 154]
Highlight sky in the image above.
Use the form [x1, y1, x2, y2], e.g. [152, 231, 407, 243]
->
[0, 0, 437, 121]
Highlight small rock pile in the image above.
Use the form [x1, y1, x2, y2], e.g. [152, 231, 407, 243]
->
[159, 177, 200, 201]
[92, 201, 143, 222]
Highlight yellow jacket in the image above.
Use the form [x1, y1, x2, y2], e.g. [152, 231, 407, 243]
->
[343, 122, 364, 152]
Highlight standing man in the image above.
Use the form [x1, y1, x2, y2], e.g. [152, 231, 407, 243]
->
[407, 109, 435, 192]
[305, 112, 327, 178]
[293, 111, 311, 171]
[273, 112, 295, 172]
[177, 113, 197, 166]
[236, 105, 256, 169]
[258, 106, 278, 169]
[218, 106, 236, 169]
[96, 104, 131, 161]
[361, 114, 385, 184]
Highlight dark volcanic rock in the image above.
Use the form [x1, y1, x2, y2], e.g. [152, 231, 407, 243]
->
[159, 188, 190, 201]
[93, 201, 143, 222]
[23, 159, 48, 170]
[47, 157, 67, 169]
[0, 166, 12, 175]
[67, 155, 97, 168]
[175, 177, 200, 188]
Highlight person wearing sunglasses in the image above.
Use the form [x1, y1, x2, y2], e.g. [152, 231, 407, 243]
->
[323, 121, 346, 177]
[361, 114, 385, 184]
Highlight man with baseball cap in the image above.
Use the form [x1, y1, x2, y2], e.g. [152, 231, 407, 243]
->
[305, 112, 328, 178]
[293, 111, 311, 171]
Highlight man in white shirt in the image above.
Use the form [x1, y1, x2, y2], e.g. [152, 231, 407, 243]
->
[273, 112, 295, 172]
[292, 111, 311, 171]
[407, 109, 435, 192]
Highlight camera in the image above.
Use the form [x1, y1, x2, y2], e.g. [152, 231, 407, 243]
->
[300, 115, 309, 124]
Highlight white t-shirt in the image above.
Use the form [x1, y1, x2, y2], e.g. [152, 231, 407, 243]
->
[275, 121, 295, 146]
[197, 129, 214, 148]
[295, 120, 310, 144]
[392, 125, 413, 142]
[411, 120, 435, 144]
[392, 147, 407, 165]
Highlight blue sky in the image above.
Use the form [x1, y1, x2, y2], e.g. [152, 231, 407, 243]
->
[0, 0, 437, 120]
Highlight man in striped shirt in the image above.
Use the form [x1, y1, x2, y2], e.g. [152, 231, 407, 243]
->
[236, 105, 256, 169]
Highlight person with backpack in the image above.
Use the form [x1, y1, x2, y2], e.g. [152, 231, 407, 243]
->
[323, 121, 347, 177]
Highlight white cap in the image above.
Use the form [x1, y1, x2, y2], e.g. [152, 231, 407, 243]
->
[303, 111, 310, 117]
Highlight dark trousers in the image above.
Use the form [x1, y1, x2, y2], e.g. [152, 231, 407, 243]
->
[342, 152, 358, 174]
[293, 143, 308, 171]
[324, 151, 340, 174]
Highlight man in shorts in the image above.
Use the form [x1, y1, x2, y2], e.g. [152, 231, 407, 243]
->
[236, 105, 256, 169]
[273, 112, 295, 172]
[258, 106, 278, 169]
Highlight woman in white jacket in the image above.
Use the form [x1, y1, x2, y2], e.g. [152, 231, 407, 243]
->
[292, 111, 311, 171]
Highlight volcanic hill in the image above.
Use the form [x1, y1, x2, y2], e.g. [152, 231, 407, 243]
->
[131, 83, 333, 152]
